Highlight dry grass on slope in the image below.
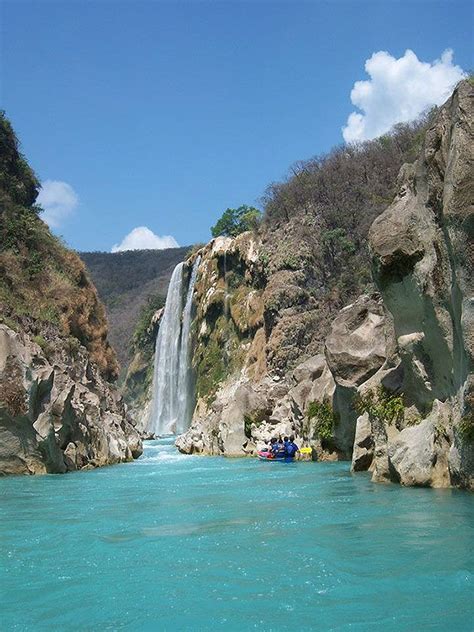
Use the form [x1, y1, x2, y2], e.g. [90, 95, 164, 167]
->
[0, 112, 118, 380]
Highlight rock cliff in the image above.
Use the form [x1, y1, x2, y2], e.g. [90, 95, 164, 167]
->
[133, 80, 473, 489]
[366, 78, 473, 488]
[0, 324, 141, 474]
[0, 113, 142, 474]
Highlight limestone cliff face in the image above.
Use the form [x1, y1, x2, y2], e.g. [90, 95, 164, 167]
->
[176, 232, 360, 460]
[129, 81, 472, 489]
[367, 79, 473, 489]
[0, 113, 142, 474]
[175, 81, 473, 490]
[0, 325, 141, 474]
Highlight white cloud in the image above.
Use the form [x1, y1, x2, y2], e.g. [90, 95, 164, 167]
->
[37, 180, 79, 228]
[111, 226, 179, 252]
[342, 49, 466, 143]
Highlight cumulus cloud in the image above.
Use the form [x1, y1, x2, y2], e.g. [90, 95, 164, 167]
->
[342, 49, 466, 143]
[111, 226, 179, 252]
[37, 180, 79, 228]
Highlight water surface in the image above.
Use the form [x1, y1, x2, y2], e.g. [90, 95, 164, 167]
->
[1, 439, 473, 631]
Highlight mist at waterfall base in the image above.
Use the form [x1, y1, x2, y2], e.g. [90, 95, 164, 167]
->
[150, 257, 200, 436]
[2, 439, 473, 631]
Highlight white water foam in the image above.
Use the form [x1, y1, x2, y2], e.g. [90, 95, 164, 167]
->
[149, 257, 201, 436]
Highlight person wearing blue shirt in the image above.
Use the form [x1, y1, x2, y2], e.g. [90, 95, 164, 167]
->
[276, 436, 286, 457]
[269, 437, 279, 456]
[285, 435, 299, 459]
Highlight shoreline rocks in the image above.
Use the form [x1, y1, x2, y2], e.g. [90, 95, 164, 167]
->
[0, 324, 142, 475]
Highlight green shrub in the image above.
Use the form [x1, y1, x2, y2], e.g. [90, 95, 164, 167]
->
[32, 334, 52, 357]
[458, 414, 474, 442]
[65, 336, 81, 357]
[258, 252, 270, 268]
[36, 305, 59, 325]
[226, 269, 245, 290]
[307, 400, 338, 440]
[280, 253, 301, 270]
[195, 336, 227, 403]
[131, 294, 165, 353]
[354, 386, 404, 426]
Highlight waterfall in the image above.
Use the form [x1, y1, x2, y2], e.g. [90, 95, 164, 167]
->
[176, 256, 201, 434]
[149, 257, 200, 436]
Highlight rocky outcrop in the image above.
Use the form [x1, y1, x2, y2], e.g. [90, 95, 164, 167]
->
[366, 79, 474, 489]
[325, 294, 389, 388]
[387, 415, 450, 488]
[177, 291, 389, 460]
[0, 112, 143, 474]
[173, 231, 334, 458]
[351, 413, 374, 471]
[0, 325, 142, 475]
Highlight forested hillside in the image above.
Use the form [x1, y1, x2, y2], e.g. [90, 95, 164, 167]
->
[80, 247, 190, 368]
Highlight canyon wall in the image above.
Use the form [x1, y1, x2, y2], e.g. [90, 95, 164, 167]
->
[129, 80, 473, 489]
[0, 113, 142, 474]
[178, 81, 473, 489]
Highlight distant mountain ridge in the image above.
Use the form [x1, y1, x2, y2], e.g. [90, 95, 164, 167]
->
[80, 247, 191, 369]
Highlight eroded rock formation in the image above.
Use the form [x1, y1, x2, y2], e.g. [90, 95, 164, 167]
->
[0, 325, 142, 474]
[367, 78, 473, 489]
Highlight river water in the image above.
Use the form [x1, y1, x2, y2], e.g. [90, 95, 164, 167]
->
[1, 438, 473, 631]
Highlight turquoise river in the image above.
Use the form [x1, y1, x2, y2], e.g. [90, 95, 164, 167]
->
[1, 439, 473, 631]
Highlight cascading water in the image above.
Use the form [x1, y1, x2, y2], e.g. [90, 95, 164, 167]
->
[149, 257, 200, 436]
[176, 256, 201, 434]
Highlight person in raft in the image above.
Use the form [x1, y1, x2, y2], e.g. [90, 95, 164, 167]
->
[285, 435, 299, 458]
[270, 437, 284, 457]
[266, 436, 299, 459]
[266, 437, 277, 456]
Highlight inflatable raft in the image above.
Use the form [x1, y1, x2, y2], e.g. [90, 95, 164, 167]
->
[257, 447, 314, 462]
[257, 450, 294, 462]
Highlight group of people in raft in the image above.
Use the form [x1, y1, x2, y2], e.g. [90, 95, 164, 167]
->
[260, 435, 299, 460]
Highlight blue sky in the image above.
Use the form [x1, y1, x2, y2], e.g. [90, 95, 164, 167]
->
[1, 0, 472, 251]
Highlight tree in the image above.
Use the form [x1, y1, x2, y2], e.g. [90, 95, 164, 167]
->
[211, 205, 262, 238]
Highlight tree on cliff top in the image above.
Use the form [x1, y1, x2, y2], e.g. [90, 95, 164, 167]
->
[211, 205, 261, 238]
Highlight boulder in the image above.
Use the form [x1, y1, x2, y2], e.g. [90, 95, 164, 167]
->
[387, 419, 450, 488]
[292, 354, 326, 383]
[325, 294, 388, 388]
